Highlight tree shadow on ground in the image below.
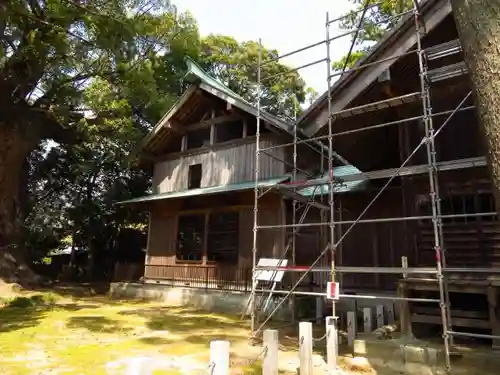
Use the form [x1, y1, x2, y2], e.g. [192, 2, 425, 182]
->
[0, 294, 101, 333]
[0, 305, 45, 333]
[120, 306, 247, 334]
[66, 315, 132, 333]
[31, 284, 151, 307]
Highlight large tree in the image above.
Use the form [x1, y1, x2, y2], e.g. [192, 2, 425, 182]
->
[0, 0, 198, 262]
[450, 0, 500, 208]
[200, 35, 307, 119]
[332, 0, 412, 70]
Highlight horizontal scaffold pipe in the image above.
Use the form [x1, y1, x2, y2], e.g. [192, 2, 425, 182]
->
[258, 105, 476, 153]
[253, 289, 440, 303]
[255, 266, 437, 274]
[256, 212, 498, 229]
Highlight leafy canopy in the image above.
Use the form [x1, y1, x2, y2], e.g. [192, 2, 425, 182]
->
[332, 0, 413, 71]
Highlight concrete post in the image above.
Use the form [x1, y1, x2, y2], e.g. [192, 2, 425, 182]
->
[263, 329, 279, 375]
[210, 340, 230, 375]
[299, 321, 313, 375]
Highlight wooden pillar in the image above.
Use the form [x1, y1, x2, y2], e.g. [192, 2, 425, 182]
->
[372, 223, 380, 288]
[202, 213, 209, 265]
[397, 281, 412, 337]
[487, 286, 500, 349]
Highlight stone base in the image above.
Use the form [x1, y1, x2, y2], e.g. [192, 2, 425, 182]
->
[348, 336, 500, 375]
[109, 282, 292, 319]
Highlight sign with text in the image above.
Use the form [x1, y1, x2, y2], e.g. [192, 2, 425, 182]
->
[326, 281, 340, 300]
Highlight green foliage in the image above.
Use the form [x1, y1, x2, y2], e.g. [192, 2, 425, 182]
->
[2, 0, 314, 274]
[332, 0, 413, 70]
[199, 35, 307, 120]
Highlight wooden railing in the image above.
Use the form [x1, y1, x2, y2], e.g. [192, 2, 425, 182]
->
[144, 264, 252, 292]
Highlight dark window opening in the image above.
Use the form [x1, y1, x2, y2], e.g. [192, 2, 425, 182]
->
[246, 118, 270, 137]
[186, 128, 211, 149]
[207, 211, 239, 264]
[162, 135, 182, 154]
[216, 121, 243, 143]
[417, 191, 497, 224]
[188, 164, 202, 189]
[177, 214, 205, 262]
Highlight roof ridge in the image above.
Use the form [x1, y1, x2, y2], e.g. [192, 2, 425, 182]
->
[183, 56, 251, 104]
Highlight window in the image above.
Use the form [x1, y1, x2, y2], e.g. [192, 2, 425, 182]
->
[216, 121, 243, 143]
[207, 212, 239, 264]
[188, 164, 202, 189]
[176, 214, 205, 262]
[186, 128, 210, 149]
[417, 191, 497, 223]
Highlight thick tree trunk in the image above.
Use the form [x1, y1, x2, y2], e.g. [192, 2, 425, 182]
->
[450, 0, 500, 208]
[0, 124, 38, 283]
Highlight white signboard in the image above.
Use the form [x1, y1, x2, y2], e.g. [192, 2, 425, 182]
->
[255, 258, 288, 282]
[326, 281, 340, 300]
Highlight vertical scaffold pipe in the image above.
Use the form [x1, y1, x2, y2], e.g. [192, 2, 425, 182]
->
[412, 2, 451, 372]
[325, 11, 338, 372]
[251, 39, 263, 336]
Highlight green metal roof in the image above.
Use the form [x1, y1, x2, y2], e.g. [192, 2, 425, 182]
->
[118, 176, 289, 205]
[183, 57, 293, 133]
[184, 57, 251, 106]
[298, 165, 368, 196]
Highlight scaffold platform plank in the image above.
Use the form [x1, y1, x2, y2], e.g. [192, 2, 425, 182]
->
[427, 61, 467, 83]
[330, 92, 421, 119]
[273, 185, 329, 210]
[340, 156, 487, 183]
[425, 39, 462, 61]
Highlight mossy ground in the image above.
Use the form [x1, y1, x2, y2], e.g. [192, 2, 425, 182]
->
[0, 288, 272, 375]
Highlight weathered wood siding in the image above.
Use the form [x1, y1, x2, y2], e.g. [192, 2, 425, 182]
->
[152, 137, 285, 193]
[143, 193, 285, 279]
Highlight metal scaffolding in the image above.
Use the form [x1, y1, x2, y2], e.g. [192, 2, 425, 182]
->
[249, 1, 499, 373]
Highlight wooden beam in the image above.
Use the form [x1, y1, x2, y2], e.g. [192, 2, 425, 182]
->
[202, 213, 209, 265]
[242, 118, 248, 138]
[210, 108, 216, 145]
[184, 113, 241, 132]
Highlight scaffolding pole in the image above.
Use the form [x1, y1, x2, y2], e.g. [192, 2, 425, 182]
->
[251, 84, 471, 340]
[248, 2, 493, 372]
[325, 9, 338, 371]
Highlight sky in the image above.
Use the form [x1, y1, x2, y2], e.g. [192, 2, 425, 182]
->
[175, 0, 355, 94]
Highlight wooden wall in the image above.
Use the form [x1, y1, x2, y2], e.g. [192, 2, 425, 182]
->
[143, 192, 285, 279]
[152, 136, 286, 194]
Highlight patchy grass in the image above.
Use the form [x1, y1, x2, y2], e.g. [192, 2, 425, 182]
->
[0, 290, 274, 375]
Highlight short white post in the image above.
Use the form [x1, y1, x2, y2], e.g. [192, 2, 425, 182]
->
[263, 329, 278, 375]
[299, 321, 313, 375]
[316, 297, 324, 324]
[376, 305, 385, 328]
[210, 340, 230, 375]
[325, 316, 338, 373]
[363, 307, 372, 333]
[387, 303, 395, 325]
[401, 256, 408, 279]
[347, 311, 356, 347]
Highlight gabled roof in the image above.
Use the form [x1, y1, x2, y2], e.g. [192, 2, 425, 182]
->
[184, 57, 296, 133]
[138, 57, 294, 156]
[298, 0, 451, 136]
